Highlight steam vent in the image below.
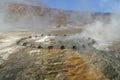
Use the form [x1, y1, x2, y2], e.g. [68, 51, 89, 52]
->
[0, 1, 120, 80]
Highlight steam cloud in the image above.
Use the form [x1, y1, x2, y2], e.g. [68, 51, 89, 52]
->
[79, 14, 120, 50]
[0, 0, 52, 32]
[64, 13, 120, 50]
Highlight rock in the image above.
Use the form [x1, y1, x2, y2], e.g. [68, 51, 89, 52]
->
[56, 24, 61, 28]
[60, 46, 65, 50]
[72, 46, 77, 50]
[55, 73, 67, 80]
[48, 46, 54, 49]
[37, 45, 43, 49]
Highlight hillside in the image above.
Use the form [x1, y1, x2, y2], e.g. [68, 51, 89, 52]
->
[3, 3, 112, 27]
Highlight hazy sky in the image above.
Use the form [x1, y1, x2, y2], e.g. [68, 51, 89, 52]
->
[41, 0, 120, 12]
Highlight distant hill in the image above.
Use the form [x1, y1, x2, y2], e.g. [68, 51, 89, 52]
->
[0, 1, 115, 32]
[4, 3, 112, 26]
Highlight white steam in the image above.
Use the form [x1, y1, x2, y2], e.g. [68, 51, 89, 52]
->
[62, 14, 120, 50]
[0, 0, 52, 32]
[0, 5, 10, 31]
[80, 15, 120, 50]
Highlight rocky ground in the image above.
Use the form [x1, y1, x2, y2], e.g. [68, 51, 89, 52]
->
[0, 31, 120, 80]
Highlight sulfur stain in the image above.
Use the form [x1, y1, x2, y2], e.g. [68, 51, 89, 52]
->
[62, 50, 108, 80]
